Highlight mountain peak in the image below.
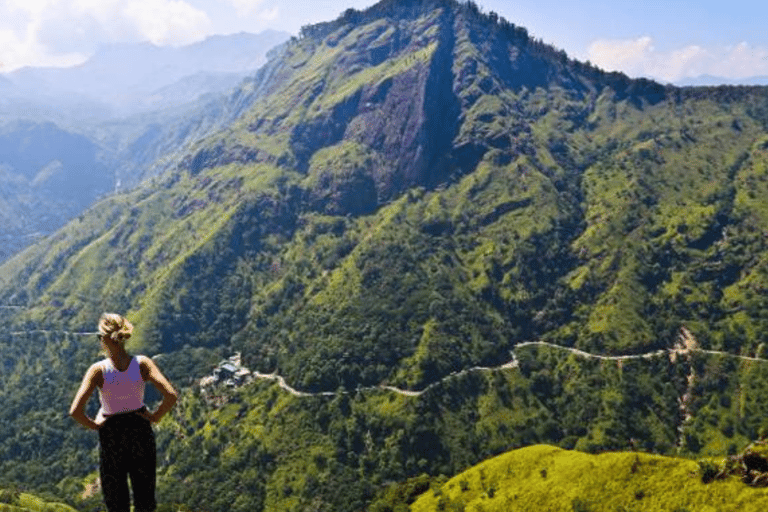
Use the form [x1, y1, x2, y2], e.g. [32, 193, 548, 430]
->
[182, 0, 667, 208]
[292, 0, 665, 100]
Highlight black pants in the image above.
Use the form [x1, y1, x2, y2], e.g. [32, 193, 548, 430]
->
[98, 409, 157, 512]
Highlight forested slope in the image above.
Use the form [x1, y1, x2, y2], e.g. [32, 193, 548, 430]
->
[1, 0, 768, 510]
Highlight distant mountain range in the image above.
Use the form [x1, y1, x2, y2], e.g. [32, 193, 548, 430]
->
[0, 30, 290, 118]
[676, 74, 768, 87]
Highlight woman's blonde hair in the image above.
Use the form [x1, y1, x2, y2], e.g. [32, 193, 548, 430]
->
[98, 313, 133, 343]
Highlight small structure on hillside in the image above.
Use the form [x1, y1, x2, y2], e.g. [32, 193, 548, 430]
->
[199, 352, 252, 389]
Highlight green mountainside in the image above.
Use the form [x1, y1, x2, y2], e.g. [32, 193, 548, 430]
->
[2, 0, 768, 510]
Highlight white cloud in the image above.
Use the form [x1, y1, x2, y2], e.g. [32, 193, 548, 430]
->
[713, 42, 768, 79]
[222, 0, 279, 24]
[0, 12, 88, 70]
[587, 36, 768, 83]
[123, 0, 212, 46]
[5, 0, 53, 16]
[259, 6, 280, 22]
[0, 0, 212, 71]
[224, 0, 267, 17]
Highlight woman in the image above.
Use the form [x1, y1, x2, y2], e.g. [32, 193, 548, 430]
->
[70, 313, 178, 512]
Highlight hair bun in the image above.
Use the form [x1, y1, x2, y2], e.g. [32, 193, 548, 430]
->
[98, 313, 134, 343]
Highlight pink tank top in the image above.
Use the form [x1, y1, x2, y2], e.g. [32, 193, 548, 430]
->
[98, 356, 146, 417]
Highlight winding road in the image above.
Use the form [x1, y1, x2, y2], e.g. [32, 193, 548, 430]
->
[248, 338, 768, 398]
[6, 327, 768, 398]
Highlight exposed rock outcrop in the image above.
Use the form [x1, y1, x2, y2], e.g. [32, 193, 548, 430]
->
[700, 441, 768, 487]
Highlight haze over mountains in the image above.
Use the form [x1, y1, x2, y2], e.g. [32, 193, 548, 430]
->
[2, 1, 768, 511]
[0, 29, 289, 263]
[1, 30, 290, 117]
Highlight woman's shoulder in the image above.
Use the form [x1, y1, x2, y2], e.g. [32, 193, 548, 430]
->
[90, 359, 108, 373]
[135, 355, 153, 379]
[86, 360, 105, 386]
[135, 354, 151, 365]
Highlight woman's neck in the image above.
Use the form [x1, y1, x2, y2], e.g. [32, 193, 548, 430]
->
[105, 345, 131, 370]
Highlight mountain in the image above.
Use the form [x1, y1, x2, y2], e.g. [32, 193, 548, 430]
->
[0, 120, 111, 261]
[2, 0, 768, 510]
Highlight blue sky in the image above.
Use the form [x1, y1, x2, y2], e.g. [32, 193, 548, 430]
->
[1, 0, 766, 83]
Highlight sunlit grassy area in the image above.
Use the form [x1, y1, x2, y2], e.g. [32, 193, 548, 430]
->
[411, 445, 768, 512]
[0, 491, 78, 512]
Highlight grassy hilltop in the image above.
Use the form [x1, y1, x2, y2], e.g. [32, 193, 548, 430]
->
[0, 489, 78, 512]
[409, 445, 768, 512]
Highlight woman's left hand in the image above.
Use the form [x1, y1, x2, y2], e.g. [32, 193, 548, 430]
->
[138, 408, 154, 423]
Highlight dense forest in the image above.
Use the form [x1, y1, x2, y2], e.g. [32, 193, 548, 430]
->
[2, 0, 768, 510]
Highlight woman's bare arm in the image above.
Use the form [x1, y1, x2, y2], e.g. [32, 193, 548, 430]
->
[69, 363, 102, 431]
[140, 356, 178, 423]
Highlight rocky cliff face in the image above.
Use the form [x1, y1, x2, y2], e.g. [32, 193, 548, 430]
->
[182, 2, 455, 210]
[181, 0, 609, 215]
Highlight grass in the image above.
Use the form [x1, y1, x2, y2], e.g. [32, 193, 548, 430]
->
[411, 444, 768, 512]
[0, 491, 78, 512]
